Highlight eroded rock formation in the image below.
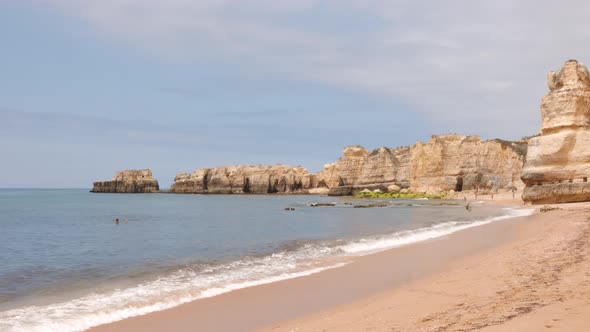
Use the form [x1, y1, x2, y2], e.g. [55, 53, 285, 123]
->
[91, 169, 159, 193]
[522, 59, 590, 204]
[410, 135, 526, 194]
[168, 135, 526, 196]
[307, 135, 525, 196]
[169, 165, 311, 194]
[312, 145, 411, 196]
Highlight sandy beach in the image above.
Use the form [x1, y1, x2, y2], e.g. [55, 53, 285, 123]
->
[87, 192, 590, 332]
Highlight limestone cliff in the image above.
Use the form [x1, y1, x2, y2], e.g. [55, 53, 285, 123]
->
[168, 135, 525, 196]
[312, 145, 411, 196]
[91, 169, 159, 193]
[410, 135, 526, 194]
[169, 165, 311, 194]
[522, 59, 590, 204]
[311, 136, 525, 196]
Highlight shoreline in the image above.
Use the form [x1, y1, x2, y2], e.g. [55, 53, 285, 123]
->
[89, 195, 540, 332]
[260, 201, 590, 331]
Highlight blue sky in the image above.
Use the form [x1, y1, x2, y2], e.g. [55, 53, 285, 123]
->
[1, 1, 589, 188]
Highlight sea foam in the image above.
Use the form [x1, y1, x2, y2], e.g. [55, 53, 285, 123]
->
[339, 207, 535, 255]
[0, 207, 534, 332]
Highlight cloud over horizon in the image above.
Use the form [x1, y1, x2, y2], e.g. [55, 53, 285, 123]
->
[48, 0, 590, 138]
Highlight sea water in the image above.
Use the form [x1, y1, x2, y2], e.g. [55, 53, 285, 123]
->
[0, 189, 533, 331]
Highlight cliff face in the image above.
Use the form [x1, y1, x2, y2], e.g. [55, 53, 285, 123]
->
[169, 165, 311, 194]
[91, 169, 159, 193]
[410, 135, 526, 193]
[521, 59, 590, 204]
[168, 135, 526, 196]
[167, 169, 209, 193]
[306, 135, 525, 196]
[312, 145, 411, 196]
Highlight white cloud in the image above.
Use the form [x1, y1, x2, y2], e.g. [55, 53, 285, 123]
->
[45, 0, 590, 139]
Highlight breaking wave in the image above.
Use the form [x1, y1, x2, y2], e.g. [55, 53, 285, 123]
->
[0, 207, 534, 332]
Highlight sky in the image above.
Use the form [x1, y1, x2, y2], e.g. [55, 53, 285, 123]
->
[1, 0, 589, 188]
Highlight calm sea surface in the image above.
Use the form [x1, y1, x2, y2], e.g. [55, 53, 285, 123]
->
[0, 189, 532, 331]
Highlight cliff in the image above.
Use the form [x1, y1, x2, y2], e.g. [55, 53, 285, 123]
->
[521, 59, 590, 204]
[312, 145, 411, 196]
[169, 165, 311, 194]
[410, 135, 526, 194]
[306, 136, 525, 196]
[91, 169, 159, 193]
[167, 135, 526, 196]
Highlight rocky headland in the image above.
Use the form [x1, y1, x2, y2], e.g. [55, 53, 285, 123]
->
[163, 134, 526, 196]
[521, 59, 590, 204]
[410, 135, 526, 194]
[315, 135, 526, 196]
[92, 136, 527, 195]
[169, 165, 311, 194]
[91, 169, 159, 193]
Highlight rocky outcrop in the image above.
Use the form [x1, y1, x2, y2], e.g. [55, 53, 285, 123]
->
[169, 165, 311, 194]
[410, 135, 526, 194]
[312, 145, 411, 196]
[309, 135, 525, 196]
[91, 169, 159, 193]
[167, 169, 210, 193]
[108, 136, 526, 196]
[522, 59, 590, 204]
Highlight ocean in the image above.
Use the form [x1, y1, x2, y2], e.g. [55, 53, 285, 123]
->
[0, 189, 533, 332]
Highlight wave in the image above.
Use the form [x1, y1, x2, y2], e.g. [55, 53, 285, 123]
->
[0, 248, 346, 332]
[0, 207, 534, 332]
[339, 207, 535, 255]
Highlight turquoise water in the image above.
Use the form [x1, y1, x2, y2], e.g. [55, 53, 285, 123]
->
[0, 189, 531, 331]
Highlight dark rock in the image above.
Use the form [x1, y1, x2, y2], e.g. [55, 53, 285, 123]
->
[310, 203, 336, 207]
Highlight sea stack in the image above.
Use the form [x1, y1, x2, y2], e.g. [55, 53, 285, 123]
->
[521, 59, 590, 204]
[91, 169, 159, 193]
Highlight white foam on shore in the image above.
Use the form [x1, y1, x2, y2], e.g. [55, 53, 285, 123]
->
[339, 207, 535, 255]
[0, 207, 535, 332]
[0, 243, 348, 332]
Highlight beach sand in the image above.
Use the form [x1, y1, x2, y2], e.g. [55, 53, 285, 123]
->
[90, 193, 590, 332]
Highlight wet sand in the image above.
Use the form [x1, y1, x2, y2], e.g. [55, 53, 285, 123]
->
[90, 193, 590, 332]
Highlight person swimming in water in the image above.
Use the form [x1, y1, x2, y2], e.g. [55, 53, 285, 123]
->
[114, 218, 120, 225]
